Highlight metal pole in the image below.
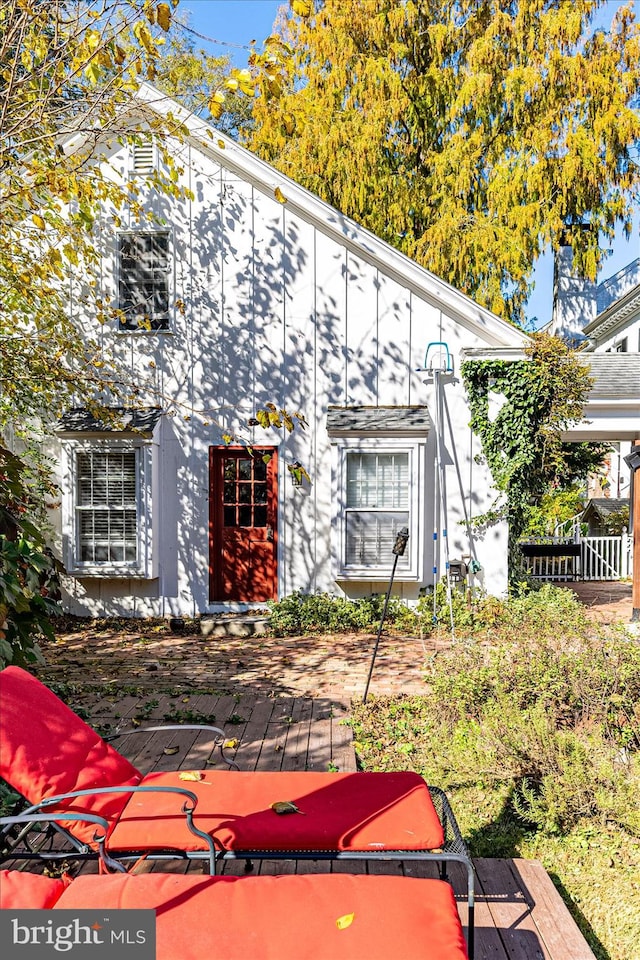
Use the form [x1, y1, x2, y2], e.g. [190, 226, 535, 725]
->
[626, 441, 640, 622]
[363, 528, 409, 704]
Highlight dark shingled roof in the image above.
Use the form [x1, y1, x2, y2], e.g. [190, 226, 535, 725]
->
[57, 407, 162, 435]
[327, 406, 431, 434]
[579, 354, 640, 399]
[581, 498, 630, 519]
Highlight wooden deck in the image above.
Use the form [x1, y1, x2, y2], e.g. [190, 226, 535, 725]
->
[12, 690, 597, 960]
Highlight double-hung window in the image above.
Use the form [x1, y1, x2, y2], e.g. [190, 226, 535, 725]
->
[76, 450, 138, 564]
[59, 409, 160, 577]
[328, 407, 429, 581]
[118, 231, 171, 331]
[345, 452, 410, 568]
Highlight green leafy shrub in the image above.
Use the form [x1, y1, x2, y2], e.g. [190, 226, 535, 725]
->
[352, 629, 640, 839]
[0, 536, 61, 667]
[267, 591, 410, 636]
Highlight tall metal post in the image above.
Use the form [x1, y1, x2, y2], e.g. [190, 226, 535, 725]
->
[362, 528, 409, 704]
[625, 442, 640, 622]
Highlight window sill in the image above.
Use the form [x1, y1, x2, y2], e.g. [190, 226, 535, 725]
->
[336, 569, 419, 582]
[67, 566, 154, 580]
[116, 329, 175, 336]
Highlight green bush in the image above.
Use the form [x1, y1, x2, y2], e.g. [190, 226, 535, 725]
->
[267, 591, 410, 636]
[352, 630, 640, 839]
[0, 536, 61, 667]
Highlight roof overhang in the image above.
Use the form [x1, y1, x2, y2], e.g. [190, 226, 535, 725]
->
[327, 405, 431, 437]
[56, 406, 162, 438]
[461, 350, 640, 442]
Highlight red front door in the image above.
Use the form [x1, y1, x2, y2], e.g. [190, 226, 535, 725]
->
[209, 447, 278, 602]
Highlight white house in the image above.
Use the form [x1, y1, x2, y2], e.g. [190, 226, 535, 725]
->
[550, 256, 640, 499]
[582, 260, 640, 500]
[50, 85, 530, 618]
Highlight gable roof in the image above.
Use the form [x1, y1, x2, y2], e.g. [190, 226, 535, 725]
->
[108, 84, 528, 352]
[581, 498, 629, 520]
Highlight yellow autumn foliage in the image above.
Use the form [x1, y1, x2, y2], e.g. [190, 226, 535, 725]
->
[249, 0, 640, 325]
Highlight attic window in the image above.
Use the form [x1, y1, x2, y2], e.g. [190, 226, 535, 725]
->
[132, 140, 155, 175]
[117, 231, 171, 331]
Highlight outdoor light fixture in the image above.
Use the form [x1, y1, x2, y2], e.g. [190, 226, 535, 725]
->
[624, 446, 640, 472]
[363, 526, 410, 703]
[392, 527, 410, 556]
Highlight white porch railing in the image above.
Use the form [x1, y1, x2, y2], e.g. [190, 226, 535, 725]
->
[520, 535, 632, 582]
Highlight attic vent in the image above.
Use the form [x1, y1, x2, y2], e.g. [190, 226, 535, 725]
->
[132, 140, 155, 175]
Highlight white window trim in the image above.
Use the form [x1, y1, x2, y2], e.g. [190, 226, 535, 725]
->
[116, 229, 175, 335]
[61, 437, 156, 578]
[330, 436, 426, 582]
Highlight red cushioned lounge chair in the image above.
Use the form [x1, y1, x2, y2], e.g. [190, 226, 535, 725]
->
[0, 666, 474, 957]
[0, 867, 469, 960]
[0, 816, 468, 960]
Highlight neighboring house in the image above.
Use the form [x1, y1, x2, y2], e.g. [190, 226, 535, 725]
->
[48, 84, 532, 618]
[551, 253, 640, 502]
[584, 258, 640, 356]
[583, 259, 640, 502]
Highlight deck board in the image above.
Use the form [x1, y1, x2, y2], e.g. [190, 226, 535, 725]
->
[509, 859, 595, 960]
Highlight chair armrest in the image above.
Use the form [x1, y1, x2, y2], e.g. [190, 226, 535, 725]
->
[107, 724, 239, 769]
[20, 785, 217, 873]
[0, 812, 117, 871]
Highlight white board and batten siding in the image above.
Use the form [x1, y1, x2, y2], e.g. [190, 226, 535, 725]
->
[55, 85, 529, 618]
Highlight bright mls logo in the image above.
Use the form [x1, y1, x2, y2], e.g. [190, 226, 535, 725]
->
[1, 910, 156, 958]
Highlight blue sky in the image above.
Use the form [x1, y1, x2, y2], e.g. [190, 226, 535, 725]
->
[180, 0, 283, 60]
[180, 0, 639, 327]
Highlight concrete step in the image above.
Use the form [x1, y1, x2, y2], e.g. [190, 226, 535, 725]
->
[199, 615, 270, 638]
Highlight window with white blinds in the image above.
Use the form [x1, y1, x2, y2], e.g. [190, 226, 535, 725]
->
[76, 451, 138, 564]
[118, 232, 170, 331]
[345, 452, 410, 568]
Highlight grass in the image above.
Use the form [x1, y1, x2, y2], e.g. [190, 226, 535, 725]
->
[349, 592, 640, 960]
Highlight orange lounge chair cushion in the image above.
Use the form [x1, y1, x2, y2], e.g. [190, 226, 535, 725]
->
[0, 667, 141, 844]
[109, 769, 445, 853]
[0, 870, 69, 909]
[54, 872, 468, 960]
[1, 667, 445, 855]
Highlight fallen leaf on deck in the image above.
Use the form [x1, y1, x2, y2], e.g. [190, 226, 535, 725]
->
[270, 800, 305, 815]
[223, 738, 238, 749]
[163, 746, 179, 755]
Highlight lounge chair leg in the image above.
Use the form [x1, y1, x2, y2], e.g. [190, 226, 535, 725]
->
[244, 858, 254, 873]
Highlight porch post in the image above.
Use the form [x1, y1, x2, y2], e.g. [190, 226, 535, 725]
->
[626, 441, 640, 622]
